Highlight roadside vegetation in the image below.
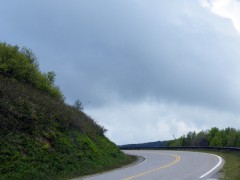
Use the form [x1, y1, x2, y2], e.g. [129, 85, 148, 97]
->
[167, 128, 240, 179]
[0, 42, 134, 179]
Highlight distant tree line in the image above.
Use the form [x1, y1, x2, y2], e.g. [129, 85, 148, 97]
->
[168, 127, 240, 147]
[119, 141, 168, 149]
[0, 42, 64, 100]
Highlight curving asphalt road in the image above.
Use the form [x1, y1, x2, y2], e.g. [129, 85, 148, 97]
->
[77, 150, 224, 180]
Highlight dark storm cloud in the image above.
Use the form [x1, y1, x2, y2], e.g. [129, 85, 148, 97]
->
[1, 0, 240, 112]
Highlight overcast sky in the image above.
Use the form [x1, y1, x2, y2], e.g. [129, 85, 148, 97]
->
[1, 0, 240, 145]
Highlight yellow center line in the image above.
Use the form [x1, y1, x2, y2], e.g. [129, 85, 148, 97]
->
[122, 152, 181, 180]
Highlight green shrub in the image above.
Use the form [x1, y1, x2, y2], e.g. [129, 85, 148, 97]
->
[0, 42, 63, 100]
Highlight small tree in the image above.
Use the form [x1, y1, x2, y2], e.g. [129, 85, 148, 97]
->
[46, 71, 56, 85]
[21, 47, 38, 67]
[74, 100, 83, 110]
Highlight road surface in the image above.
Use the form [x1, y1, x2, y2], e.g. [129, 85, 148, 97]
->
[76, 150, 224, 180]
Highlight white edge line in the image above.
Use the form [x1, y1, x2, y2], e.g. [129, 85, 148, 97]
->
[138, 156, 148, 165]
[199, 154, 223, 179]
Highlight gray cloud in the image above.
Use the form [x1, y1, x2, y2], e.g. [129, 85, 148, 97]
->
[1, 0, 240, 144]
[86, 99, 240, 144]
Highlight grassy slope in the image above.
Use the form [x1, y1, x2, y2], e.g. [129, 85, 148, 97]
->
[0, 75, 134, 179]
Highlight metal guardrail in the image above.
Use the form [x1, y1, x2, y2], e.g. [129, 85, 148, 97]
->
[119, 146, 240, 151]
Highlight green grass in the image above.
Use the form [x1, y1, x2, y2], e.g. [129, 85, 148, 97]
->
[0, 129, 136, 180]
[0, 75, 135, 179]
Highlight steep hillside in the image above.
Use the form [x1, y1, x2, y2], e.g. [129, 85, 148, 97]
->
[0, 42, 134, 179]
